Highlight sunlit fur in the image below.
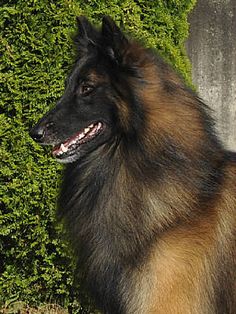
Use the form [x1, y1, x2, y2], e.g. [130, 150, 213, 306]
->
[32, 16, 236, 314]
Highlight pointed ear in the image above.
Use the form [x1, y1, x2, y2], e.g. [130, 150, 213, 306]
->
[101, 16, 128, 63]
[76, 16, 93, 39]
[75, 16, 99, 49]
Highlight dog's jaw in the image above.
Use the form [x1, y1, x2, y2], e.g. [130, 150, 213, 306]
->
[52, 122, 104, 163]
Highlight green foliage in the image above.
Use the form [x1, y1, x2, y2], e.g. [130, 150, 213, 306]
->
[0, 0, 196, 311]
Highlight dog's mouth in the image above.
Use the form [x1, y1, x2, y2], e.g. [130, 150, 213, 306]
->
[52, 122, 104, 160]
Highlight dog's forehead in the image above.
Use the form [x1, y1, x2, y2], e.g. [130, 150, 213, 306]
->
[86, 70, 108, 83]
[69, 55, 109, 83]
[71, 56, 90, 79]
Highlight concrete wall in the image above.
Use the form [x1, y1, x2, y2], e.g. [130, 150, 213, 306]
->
[186, 0, 236, 151]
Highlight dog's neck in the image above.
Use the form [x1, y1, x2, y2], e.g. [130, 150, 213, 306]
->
[58, 134, 224, 256]
[57, 134, 225, 313]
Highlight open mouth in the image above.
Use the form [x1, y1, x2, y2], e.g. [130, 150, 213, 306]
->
[52, 122, 103, 159]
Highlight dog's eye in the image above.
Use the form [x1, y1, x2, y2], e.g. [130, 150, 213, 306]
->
[78, 83, 94, 96]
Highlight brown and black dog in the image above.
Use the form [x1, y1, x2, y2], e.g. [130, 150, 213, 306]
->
[30, 16, 236, 314]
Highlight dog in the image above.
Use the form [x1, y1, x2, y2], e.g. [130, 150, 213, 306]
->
[30, 16, 236, 314]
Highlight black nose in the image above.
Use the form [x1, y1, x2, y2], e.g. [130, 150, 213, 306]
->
[29, 125, 45, 142]
[30, 122, 53, 143]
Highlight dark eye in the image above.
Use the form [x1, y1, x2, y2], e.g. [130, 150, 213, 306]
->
[78, 83, 94, 96]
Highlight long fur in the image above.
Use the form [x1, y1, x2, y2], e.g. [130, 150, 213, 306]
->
[32, 17, 236, 314]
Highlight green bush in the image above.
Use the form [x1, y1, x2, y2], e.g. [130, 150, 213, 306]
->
[0, 0, 196, 311]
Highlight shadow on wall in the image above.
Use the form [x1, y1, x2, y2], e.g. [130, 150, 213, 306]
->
[186, 0, 236, 151]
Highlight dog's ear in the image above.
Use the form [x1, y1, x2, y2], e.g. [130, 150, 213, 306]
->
[76, 16, 95, 40]
[74, 16, 99, 51]
[101, 16, 128, 64]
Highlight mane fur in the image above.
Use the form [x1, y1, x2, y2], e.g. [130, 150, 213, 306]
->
[57, 18, 236, 314]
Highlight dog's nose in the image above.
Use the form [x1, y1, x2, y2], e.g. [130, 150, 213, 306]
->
[29, 125, 45, 143]
[30, 122, 53, 143]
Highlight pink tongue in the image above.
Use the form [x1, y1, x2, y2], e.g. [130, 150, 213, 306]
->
[52, 145, 62, 155]
[64, 133, 80, 147]
[51, 122, 102, 156]
[52, 134, 79, 156]
[52, 126, 91, 156]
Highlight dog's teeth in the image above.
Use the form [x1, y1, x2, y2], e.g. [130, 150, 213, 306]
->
[55, 122, 102, 156]
[60, 144, 67, 153]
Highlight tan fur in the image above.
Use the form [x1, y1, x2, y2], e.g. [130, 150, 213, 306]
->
[127, 162, 236, 314]
[116, 52, 236, 313]
[146, 215, 217, 313]
[93, 55, 236, 313]
[117, 100, 131, 131]
[137, 63, 206, 155]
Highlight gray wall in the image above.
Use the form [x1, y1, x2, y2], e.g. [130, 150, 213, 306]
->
[186, 0, 236, 151]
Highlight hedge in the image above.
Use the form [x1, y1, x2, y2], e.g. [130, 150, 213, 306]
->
[0, 0, 196, 312]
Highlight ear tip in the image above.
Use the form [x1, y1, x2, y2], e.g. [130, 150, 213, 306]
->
[102, 15, 117, 29]
[102, 15, 113, 23]
[76, 15, 88, 25]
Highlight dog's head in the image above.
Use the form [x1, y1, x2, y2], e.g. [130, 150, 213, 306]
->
[30, 16, 151, 163]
